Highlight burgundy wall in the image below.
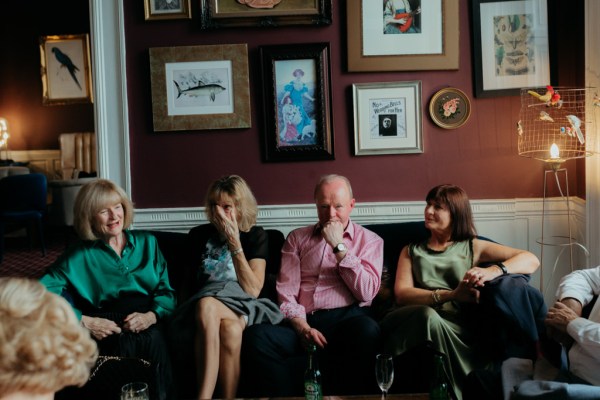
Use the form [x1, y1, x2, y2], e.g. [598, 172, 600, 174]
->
[124, 0, 585, 208]
[1, 1, 584, 209]
[1, 1, 94, 150]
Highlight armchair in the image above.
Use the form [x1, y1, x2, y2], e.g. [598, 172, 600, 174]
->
[58, 132, 96, 180]
[49, 133, 97, 236]
[0, 173, 47, 263]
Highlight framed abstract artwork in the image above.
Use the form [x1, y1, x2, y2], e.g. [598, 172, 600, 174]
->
[472, 0, 551, 97]
[200, 0, 332, 28]
[39, 34, 93, 105]
[347, 0, 459, 72]
[149, 44, 251, 131]
[259, 42, 334, 162]
[352, 81, 423, 155]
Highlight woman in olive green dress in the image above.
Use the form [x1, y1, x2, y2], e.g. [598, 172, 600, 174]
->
[380, 184, 539, 399]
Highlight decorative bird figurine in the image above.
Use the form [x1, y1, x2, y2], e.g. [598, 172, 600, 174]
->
[548, 91, 562, 108]
[517, 120, 523, 136]
[566, 115, 585, 144]
[51, 47, 82, 90]
[593, 93, 600, 107]
[539, 111, 554, 122]
[528, 85, 554, 103]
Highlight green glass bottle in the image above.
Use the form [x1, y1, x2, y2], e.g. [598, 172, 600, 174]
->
[304, 344, 322, 400]
[430, 354, 449, 400]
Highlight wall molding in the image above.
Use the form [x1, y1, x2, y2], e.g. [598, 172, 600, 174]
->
[134, 197, 586, 236]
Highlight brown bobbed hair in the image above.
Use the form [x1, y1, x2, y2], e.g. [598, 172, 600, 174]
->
[73, 179, 135, 241]
[426, 184, 476, 241]
[204, 175, 258, 232]
[0, 277, 97, 396]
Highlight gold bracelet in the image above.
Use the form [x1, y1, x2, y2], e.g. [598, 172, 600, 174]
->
[231, 247, 244, 256]
[432, 289, 442, 305]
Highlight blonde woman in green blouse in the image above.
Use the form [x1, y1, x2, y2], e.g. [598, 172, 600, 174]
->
[41, 179, 176, 400]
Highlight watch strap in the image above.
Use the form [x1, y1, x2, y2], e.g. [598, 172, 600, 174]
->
[496, 262, 508, 275]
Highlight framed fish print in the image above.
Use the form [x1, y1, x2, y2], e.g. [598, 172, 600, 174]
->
[259, 42, 334, 162]
[144, 0, 192, 20]
[472, 0, 552, 98]
[352, 81, 423, 155]
[39, 34, 93, 106]
[149, 44, 251, 131]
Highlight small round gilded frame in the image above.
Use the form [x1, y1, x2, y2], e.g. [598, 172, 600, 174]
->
[429, 87, 471, 129]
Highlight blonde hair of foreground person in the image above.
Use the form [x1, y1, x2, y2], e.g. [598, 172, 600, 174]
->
[0, 277, 98, 399]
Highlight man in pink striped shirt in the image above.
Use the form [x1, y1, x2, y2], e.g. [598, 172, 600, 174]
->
[242, 174, 384, 396]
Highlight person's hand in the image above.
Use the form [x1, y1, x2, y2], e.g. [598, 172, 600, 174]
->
[214, 205, 241, 249]
[81, 315, 121, 340]
[451, 280, 480, 304]
[545, 301, 579, 334]
[123, 311, 157, 333]
[463, 266, 498, 287]
[300, 326, 328, 350]
[320, 220, 344, 249]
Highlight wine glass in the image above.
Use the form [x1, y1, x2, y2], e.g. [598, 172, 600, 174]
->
[121, 382, 149, 400]
[375, 353, 394, 398]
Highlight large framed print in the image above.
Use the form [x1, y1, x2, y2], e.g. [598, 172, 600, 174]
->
[472, 0, 550, 98]
[347, 0, 459, 72]
[200, 0, 332, 29]
[39, 34, 93, 105]
[149, 44, 251, 131]
[260, 42, 334, 162]
[353, 81, 423, 156]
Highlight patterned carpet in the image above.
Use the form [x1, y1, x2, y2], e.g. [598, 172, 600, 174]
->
[0, 230, 66, 279]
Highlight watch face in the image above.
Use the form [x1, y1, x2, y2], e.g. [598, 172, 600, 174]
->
[334, 243, 347, 253]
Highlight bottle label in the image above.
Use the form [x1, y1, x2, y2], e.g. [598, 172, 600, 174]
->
[304, 382, 322, 400]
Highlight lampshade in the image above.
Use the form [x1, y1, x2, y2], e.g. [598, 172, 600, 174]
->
[0, 117, 8, 149]
[517, 86, 594, 165]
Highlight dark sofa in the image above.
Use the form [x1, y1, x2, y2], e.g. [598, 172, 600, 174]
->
[150, 221, 545, 397]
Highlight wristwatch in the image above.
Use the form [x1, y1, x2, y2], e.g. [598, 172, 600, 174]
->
[333, 243, 347, 254]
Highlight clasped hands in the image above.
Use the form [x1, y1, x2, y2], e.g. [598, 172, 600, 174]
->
[451, 267, 497, 304]
[81, 311, 157, 340]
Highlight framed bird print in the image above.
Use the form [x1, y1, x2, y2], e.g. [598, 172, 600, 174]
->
[39, 34, 93, 105]
[471, 0, 552, 98]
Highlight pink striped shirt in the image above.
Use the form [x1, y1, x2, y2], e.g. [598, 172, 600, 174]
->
[277, 220, 384, 320]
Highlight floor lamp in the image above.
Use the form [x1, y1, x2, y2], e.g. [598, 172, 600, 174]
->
[518, 86, 593, 293]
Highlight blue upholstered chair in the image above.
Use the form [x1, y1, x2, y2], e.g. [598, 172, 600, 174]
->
[0, 173, 47, 263]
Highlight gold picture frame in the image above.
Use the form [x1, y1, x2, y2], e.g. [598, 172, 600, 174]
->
[144, 0, 192, 20]
[347, 0, 459, 72]
[200, 0, 332, 28]
[149, 44, 251, 131]
[429, 87, 471, 129]
[39, 34, 93, 106]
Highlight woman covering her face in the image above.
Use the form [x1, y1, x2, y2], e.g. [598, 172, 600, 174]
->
[169, 175, 282, 400]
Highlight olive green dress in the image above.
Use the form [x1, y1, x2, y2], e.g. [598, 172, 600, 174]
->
[380, 239, 489, 400]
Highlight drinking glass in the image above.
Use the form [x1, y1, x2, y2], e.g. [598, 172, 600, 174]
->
[375, 353, 394, 398]
[120, 382, 149, 400]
